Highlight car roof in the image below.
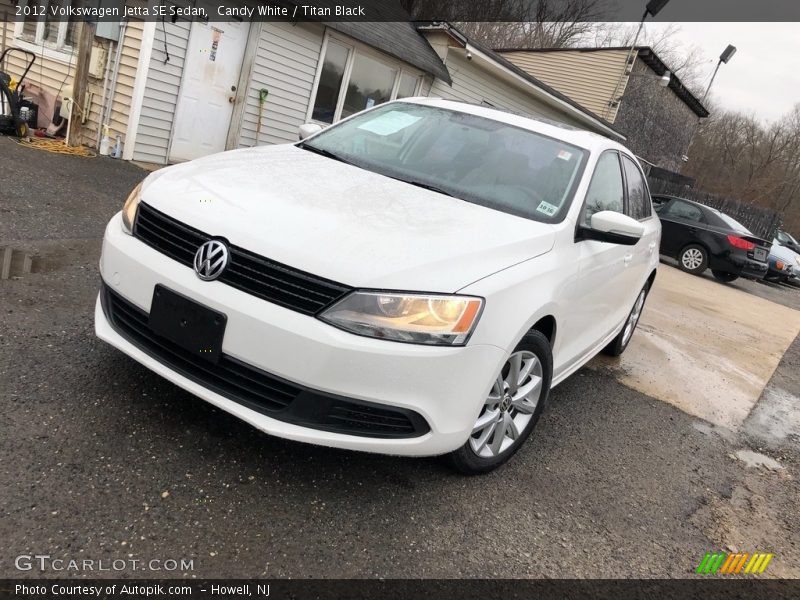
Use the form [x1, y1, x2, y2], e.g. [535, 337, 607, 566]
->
[653, 194, 706, 209]
[395, 97, 628, 155]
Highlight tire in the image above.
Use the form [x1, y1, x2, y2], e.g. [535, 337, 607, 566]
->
[602, 284, 648, 357]
[448, 330, 552, 475]
[678, 244, 708, 275]
[711, 270, 739, 283]
[14, 116, 28, 138]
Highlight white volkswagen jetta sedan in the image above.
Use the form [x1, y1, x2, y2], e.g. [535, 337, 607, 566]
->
[96, 98, 660, 474]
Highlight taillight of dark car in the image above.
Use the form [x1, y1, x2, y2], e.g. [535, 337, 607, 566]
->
[727, 234, 756, 250]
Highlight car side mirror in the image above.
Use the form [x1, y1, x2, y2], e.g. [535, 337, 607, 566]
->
[578, 211, 645, 246]
[298, 123, 323, 140]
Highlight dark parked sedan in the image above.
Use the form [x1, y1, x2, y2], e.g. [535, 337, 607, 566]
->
[653, 195, 770, 282]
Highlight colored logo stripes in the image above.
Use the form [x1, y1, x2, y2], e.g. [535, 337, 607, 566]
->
[696, 552, 774, 574]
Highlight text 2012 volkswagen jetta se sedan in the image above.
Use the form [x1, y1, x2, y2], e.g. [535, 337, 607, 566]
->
[96, 98, 660, 474]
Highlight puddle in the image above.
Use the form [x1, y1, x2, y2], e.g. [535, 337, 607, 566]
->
[692, 420, 736, 443]
[733, 449, 784, 471]
[0, 246, 44, 279]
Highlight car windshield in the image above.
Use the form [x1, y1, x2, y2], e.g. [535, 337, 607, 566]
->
[299, 102, 588, 222]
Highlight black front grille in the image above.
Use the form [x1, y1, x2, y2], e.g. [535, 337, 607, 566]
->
[100, 284, 429, 439]
[134, 203, 352, 315]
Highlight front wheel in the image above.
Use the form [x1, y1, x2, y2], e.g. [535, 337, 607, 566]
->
[448, 330, 552, 475]
[712, 270, 739, 283]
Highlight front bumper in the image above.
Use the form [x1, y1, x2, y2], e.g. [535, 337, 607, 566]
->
[96, 213, 506, 456]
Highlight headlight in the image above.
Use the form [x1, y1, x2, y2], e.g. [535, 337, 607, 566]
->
[121, 181, 143, 234]
[319, 291, 483, 346]
[795, 255, 800, 267]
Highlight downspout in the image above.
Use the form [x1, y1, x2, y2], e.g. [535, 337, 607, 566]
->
[95, 39, 115, 149]
[96, 21, 127, 149]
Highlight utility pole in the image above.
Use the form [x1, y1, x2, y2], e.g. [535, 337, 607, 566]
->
[68, 19, 96, 147]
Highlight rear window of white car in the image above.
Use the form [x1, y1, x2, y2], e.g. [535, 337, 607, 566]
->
[300, 103, 588, 223]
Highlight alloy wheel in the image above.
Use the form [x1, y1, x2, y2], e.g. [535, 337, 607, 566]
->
[621, 289, 646, 346]
[469, 350, 543, 458]
[681, 248, 704, 270]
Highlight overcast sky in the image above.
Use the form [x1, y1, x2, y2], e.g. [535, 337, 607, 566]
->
[645, 22, 799, 123]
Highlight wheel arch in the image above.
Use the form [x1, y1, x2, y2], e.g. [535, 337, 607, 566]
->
[529, 314, 556, 348]
[679, 240, 710, 258]
[646, 269, 657, 290]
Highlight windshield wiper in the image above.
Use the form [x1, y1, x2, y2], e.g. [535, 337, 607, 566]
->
[299, 146, 455, 198]
[396, 178, 457, 198]
[298, 143, 353, 165]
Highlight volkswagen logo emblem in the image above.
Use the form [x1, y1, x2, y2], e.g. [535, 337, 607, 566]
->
[193, 240, 229, 281]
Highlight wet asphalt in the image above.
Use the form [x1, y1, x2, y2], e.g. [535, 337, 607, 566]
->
[1, 137, 798, 579]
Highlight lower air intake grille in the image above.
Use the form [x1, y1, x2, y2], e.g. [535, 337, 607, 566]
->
[100, 284, 429, 438]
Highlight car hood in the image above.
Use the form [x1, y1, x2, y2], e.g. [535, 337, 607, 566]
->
[140, 145, 556, 292]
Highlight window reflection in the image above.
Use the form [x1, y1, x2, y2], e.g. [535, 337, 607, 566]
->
[341, 53, 397, 119]
[311, 41, 349, 123]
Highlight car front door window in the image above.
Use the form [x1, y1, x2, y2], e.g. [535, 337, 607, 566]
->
[581, 152, 624, 227]
[621, 156, 651, 220]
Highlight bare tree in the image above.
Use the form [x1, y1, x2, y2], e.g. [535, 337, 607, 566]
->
[447, 0, 608, 49]
[684, 103, 800, 233]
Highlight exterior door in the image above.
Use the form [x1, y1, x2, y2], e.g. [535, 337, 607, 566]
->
[169, 19, 250, 162]
[559, 151, 631, 371]
[620, 155, 659, 295]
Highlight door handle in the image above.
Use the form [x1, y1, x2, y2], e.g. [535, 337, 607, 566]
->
[648, 242, 656, 253]
[624, 253, 633, 265]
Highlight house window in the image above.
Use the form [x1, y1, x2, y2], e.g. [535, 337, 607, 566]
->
[341, 53, 397, 119]
[309, 33, 423, 124]
[15, 0, 79, 55]
[311, 40, 350, 123]
[397, 72, 421, 99]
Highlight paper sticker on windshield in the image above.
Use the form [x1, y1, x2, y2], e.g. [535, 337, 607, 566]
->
[536, 201, 558, 216]
[357, 111, 421, 136]
[557, 150, 572, 161]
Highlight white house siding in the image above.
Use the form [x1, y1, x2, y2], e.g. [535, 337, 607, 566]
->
[500, 49, 630, 122]
[131, 18, 191, 163]
[430, 52, 586, 128]
[237, 22, 324, 148]
[1, 17, 142, 149]
[84, 20, 144, 147]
